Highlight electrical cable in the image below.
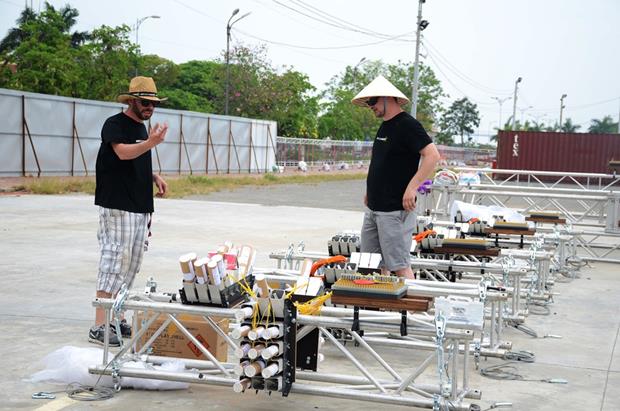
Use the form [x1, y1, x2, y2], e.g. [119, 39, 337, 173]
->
[424, 40, 512, 95]
[481, 361, 567, 385]
[527, 301, 552, 316]
[65, 382, 116, 401]
[234, 26, 413, 50]
[503, 350, 535, 363]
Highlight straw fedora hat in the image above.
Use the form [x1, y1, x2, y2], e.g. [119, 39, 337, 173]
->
[117, 76, 167, 103]
[351, 75, 410, 107]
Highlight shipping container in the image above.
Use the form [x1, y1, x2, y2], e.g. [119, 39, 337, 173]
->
[496, 131, 620, 179]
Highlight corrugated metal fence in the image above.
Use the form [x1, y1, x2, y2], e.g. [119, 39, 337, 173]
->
[0, 88, 277, 177]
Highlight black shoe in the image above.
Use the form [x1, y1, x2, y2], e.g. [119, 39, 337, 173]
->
[88, 324, 121, 347]
[117, 319, 132, 338]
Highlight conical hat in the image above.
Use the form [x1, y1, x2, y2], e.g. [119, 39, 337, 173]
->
[351, 75, 410, 107]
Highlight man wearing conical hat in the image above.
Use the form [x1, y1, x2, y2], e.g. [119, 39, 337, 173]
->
[90, 76, 169, 346]
[352, 75, 440, 279]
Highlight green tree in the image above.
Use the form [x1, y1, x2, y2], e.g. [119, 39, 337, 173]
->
[222, 44, 319, 137]
[139, 54, 179, 89]
[588, 115, 618, 134]
[0, 3, 135, 101]
[76, 25, 136, 101]
[0, 3, 85, 94]
[560, 118, 581, 133]
[161, 60, 220, 112]
[437, 97, 480, 147]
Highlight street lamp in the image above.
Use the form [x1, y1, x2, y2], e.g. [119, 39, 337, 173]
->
[511, 77, 522, 130]
[135, 15, 160, 76]
[225, 8, 251, 116]
[559, 94, 567, 129]
[491, 96, 512, 130]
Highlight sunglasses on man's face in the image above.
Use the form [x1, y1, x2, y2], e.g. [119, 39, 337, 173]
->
[137, 99, 159, 107]
[366, 97, 379, 107]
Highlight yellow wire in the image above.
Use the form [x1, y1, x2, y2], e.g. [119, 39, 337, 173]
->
[285, 282, 308, 299]
[294, 292, 332, 316]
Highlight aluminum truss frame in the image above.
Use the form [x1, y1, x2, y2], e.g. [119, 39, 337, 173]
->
[90, 294, 482, 411]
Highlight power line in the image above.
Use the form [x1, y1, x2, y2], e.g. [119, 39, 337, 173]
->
[234, 26, 412, 50]
[424, 40, 512, 95]
[229, 31, 350, 66]
[272, 0, 415, 42]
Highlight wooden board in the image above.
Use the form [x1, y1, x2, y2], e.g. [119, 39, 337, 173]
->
[485, 227, 536, 236]
[525, 217, 567, 224]
[431, 246, 501, 257]
[331, 294, 432, 312]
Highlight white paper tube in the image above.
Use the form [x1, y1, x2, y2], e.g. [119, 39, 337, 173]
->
[179, 252, 197, 275]
[207, 260, 221, 285]
[240, 306, 254, 319]
[235, 343, 251, 358]
[248, 326, 265, 341]
[234, 360, 250, 376]
[244, 360, 266, 377]
[231, 325, 251, 340]
[261, 363, 281, 378]
[261, 344, 281, 360]
[248, 344, 265, 360]
[253, 273, 270, 297]
[261, 325, 282, 340]
[233, 377, 251, 393]
[261, 345, 279, 360]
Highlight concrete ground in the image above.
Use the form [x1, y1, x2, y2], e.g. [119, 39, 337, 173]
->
[1, 182, 619, 410]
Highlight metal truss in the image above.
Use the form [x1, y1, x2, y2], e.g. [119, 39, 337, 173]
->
[90, 293, 483, 411]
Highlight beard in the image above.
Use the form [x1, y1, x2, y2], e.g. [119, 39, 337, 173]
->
[130, 101, 153, 120]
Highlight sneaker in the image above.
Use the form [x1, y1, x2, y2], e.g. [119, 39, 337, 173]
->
[116, 319, 132, 338]
[88, 324, 121, 347]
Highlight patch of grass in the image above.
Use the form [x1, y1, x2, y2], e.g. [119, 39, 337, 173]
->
[25, 177, 96, 195]
[19, 172, 366, 197]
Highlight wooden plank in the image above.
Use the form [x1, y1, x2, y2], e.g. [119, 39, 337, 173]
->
[431, 246, 501, 257]
[484, 228, 536, 236]
[331, 294, 432, 312]
[525, 217, 566, 224]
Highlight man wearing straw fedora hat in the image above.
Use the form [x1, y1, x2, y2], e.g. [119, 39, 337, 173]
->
[90, 76, 169, 346]
[352, 75, 440, 279]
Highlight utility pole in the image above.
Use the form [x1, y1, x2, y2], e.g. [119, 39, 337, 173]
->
[559, 94, 567, 129]
[411, 0, 428, 118]
[511, 77, 522, 130]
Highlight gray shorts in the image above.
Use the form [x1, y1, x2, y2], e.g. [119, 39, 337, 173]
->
[96, 207, 149, 294]
[360, 209, 416, 271]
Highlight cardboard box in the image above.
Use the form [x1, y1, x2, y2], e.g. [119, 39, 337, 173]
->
[136, 313, 229, 362]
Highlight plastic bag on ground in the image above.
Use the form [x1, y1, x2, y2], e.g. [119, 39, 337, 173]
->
[28, 346, 189, 390]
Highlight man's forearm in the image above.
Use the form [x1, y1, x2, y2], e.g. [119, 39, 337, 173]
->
[409, 145, 440, 189]
[112, 141, 154, 160]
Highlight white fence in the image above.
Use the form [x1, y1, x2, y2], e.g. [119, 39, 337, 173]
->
[0, 88, 277, 176]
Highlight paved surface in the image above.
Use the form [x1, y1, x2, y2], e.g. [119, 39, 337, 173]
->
[1, 189, 619, 410]
[188, 179, 367, 212]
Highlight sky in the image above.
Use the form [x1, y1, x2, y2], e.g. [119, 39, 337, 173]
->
[1, 0, 619, 143]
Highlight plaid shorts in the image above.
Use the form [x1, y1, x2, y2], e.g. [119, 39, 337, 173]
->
[96, 207, 149, 294]
[360, 209, 417, 271]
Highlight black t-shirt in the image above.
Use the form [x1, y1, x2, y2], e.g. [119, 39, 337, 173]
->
[366, 111, 432, 211]
[95, 112, 154, 213]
